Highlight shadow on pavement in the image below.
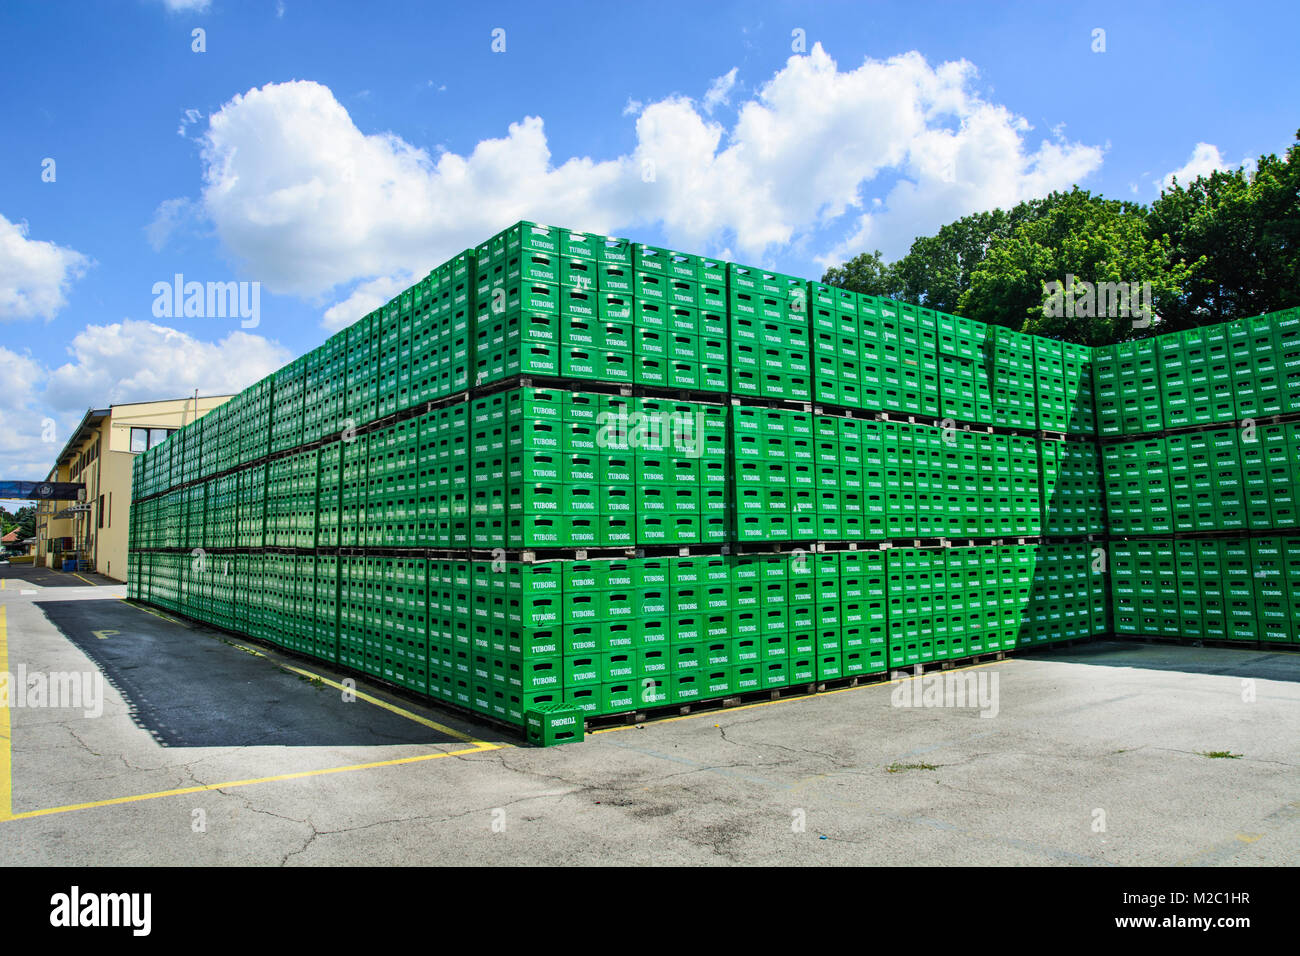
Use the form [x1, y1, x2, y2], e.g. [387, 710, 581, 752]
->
[32, 597, 475, 748]
[0, 564, 119, 587]
[1018, 638, 1300, 684]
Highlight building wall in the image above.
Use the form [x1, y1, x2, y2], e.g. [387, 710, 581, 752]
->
[35, 396, 233, 581]
[78, 417, 109, 576]
[35, 462, 76, 571]
[97, 396, 232, 581]
[37, 422, 107, 573]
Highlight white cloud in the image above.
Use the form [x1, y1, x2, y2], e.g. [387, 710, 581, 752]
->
[702, 68, 738, 113]
[321, 273, 413, 331]
[0, 321, 291, 480]
[0, 214, 91, 321]
[622, 97, 643, 117]
[193, 47, 1103, 304]
[1156, 142, 1255, 193]
[0, 346, 63, 481]
[0, 406, 66, 481]
[177, 107, 203, 137]
[632, 49, 1102, 264]
[158, 0, 211, 11]
[44, 319, 292, 412]
[0, 346, 43, 411]
[198, 80, 627, 298]
[146, 198, 196, 251]
[796, 58, 1104, 265]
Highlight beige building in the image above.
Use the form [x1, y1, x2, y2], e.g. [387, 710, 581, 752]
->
[34, 395, 233, 581]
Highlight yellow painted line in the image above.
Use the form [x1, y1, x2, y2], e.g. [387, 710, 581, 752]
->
[1, 578, 6, 590]
[242, 648, 486, 745]
[4, 742, 500, 822]
[0, 606, 10, 822]
[116, 598, 488, 744]
[0, 596, 503, 822]
[118, 598, 186, 627]
[591, 658, 1005, 734]
[72, 573, 97, 586]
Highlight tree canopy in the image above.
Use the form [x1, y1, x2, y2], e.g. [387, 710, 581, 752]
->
[0, 506, 35, 541]
[822, 129, 1300, 346]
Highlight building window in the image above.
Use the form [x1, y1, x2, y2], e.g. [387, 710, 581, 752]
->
[98, 494, 105, 529]
[130, 427, 174, 452]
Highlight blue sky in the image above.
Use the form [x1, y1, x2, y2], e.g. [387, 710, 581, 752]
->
[1, 0, 1297, 481]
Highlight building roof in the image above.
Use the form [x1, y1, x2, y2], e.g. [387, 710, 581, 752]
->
[1, 529, 19, 543]
[49, 394, 238, 471]
[107, 394, 235, 408]
[53, 407, 110, 468]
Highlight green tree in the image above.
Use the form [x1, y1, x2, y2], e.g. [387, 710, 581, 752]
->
[1149, 130, 1300, 330]
[822, 194, 1098, 312]
[891, 207, 1030, 312]
[961, 188, 1190, 345]
[1, 506, 35, 540]
[822, 126, 1299, 346]
[819, 249, 902, 298]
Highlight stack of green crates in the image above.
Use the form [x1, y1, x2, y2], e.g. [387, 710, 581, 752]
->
[473, 222, 564, 384]
[733, 407, 812, 542]
[1063, 342, 1098, 436]
[989, 327, 1040, 429]
[270, 357, 306, 453]
[1041, 440, 1105, 536]
[344, 312, 380, 427]
[632, 245, 730, 392]
[864, 299, 940, 416]
[128, 218, 1300, 745]
[362, 419, 418, 547]
[728, 262, 810, 400]
[1102, 311, 1300, 646]
[937, 312, 991, 423]
[809, 284, 864, 407]
[1095, 308, 1300, 435]
[1103, 425, 1300, 534]
[807, 288, 945, 414]
[311, 333, 348, 442]
[1033, 337, 1069, 431]
[477, 387, 729, 549]
[1112, 537, 1299, 643]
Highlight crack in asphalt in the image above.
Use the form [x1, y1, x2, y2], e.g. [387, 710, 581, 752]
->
[491, 746, 787, 796]
[276, 791, 571, 866]
[714, 726, 843, 764]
